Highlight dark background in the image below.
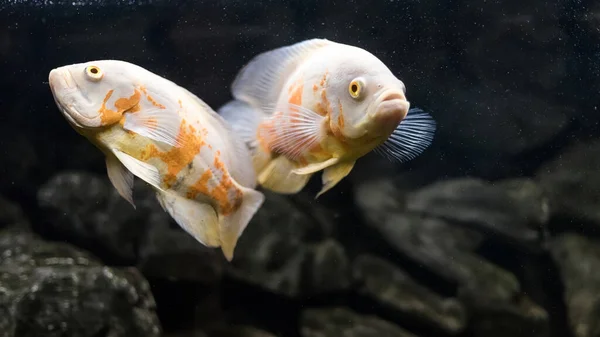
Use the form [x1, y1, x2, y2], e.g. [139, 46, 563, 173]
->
[1, 1, 599, 337]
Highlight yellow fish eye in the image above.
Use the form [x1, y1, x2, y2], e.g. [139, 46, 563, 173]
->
[348, 78, 364, 99]
[85, 65, 103, 81]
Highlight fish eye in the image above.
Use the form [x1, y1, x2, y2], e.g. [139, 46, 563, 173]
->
[348, 78, 365, 99]
[85, 65, 103, 82]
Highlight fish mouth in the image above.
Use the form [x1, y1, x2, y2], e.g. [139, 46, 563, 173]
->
[371, 90, 409, 123]
[48, 68, 99, 129]
[351, 89, 409, 140]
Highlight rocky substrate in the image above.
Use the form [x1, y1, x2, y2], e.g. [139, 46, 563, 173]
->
[1, 0, 599, 336]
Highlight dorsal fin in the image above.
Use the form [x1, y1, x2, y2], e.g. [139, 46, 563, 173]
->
[230, 38, 334, 115]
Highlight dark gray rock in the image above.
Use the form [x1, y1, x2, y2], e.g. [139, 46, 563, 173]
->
[227, 191, 350, 297]
[37, 171, 223, 284]
[0, 227, 161, 337]
[165, 326, 276, 337]
[405, 177, 549, 247]
[206, 326, 276, 337]
[352, 255, 466, 335]
[355, 177, 550, 337]
[536, 140, 600, 230]
[301, 307, 418, 337]
[548, 233, 600, 337]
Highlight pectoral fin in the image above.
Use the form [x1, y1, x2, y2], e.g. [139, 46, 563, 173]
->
[123, 107, 183, 148]
[316, 161, 355, 198]
[112, 149, 163, 191]
[374, 107, 436, 163]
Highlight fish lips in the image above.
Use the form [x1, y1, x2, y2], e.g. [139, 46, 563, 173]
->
[48, 68, 99, 129]
[369, 90, 409, 132]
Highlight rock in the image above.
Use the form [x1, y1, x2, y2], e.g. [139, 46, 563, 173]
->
[405, 177, 549, 248]
[206, 326, 277, 337]
[352, 255, 466, 336]
[0, 227, 161, 337]
[355, 177, 551, 337]
[165, 326, 276, 337]
[536, 140, 600, 231]
[37, 171, 223, 284]
[548, 233, 600, 337]
[301, 307, 418, 337]
[227, 191, 350, 297]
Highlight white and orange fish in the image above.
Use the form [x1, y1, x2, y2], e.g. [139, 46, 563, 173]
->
[48, 60, 265, 261]
[218, 38, 437, 197]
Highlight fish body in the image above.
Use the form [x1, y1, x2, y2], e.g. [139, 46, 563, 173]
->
[48, 60, 264, 261]
[219, 38, 437, 197]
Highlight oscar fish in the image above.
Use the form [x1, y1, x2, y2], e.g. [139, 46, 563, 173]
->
[219, 38, 437, 198]
[48, 59, 265, 261]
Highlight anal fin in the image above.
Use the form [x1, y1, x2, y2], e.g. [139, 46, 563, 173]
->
[106, 154, 135, 208]
[316, 161, 356, 198]
[156, 190, 221, 248]
[258, 155, 312, 194]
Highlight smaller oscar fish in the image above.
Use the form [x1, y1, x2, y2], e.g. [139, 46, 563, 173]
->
[219, 38, 437, 198]
[48, 60, 265, 261]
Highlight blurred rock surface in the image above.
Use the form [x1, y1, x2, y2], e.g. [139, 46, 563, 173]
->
[549, 233, 600, 337]
[355, 176, 551, 337]
[0, 227, 161, 337]
[37, 171, 223, 285]
[301, 307, 418, 337]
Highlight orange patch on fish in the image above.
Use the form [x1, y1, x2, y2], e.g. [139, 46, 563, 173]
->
[337, 99, 345, 129]
[287, 78, 304, 106]
[98, 89, 141, 125]
[189, 150, 243, 215]
[187, 169, 213, 199]
[211, 151, 243, 215]
[139, 86, 166, 109]
[319, 72, 328, 87]
[140, 119, 205, 187]
[315, 88, 332, 117]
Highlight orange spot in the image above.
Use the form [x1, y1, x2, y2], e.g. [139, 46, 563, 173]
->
[141, 119, 205, 187]
[98, 89, 141, 125]
[287, 78, 304, 106]
[212, 152, 243, 215]
[188, 151, 243, 215]
[312, 84, 318, 92]
[187, 169, 213, 199]
[139, 86, 166, 109]
[337, 99, 345, 129]
[178, 99, 183, 109]
[319, 72, 328, 87]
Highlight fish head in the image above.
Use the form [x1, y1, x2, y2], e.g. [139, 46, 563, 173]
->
[323, 48, 409, 142]
[48, 60, 143, 130]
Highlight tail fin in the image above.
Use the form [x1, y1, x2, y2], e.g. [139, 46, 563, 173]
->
[219, 186, 265, 261]
[155, 190, 221, 248]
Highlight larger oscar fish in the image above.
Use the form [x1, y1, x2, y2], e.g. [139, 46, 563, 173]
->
[219, 38, 437, 197]
[48, 60, 265, 261]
